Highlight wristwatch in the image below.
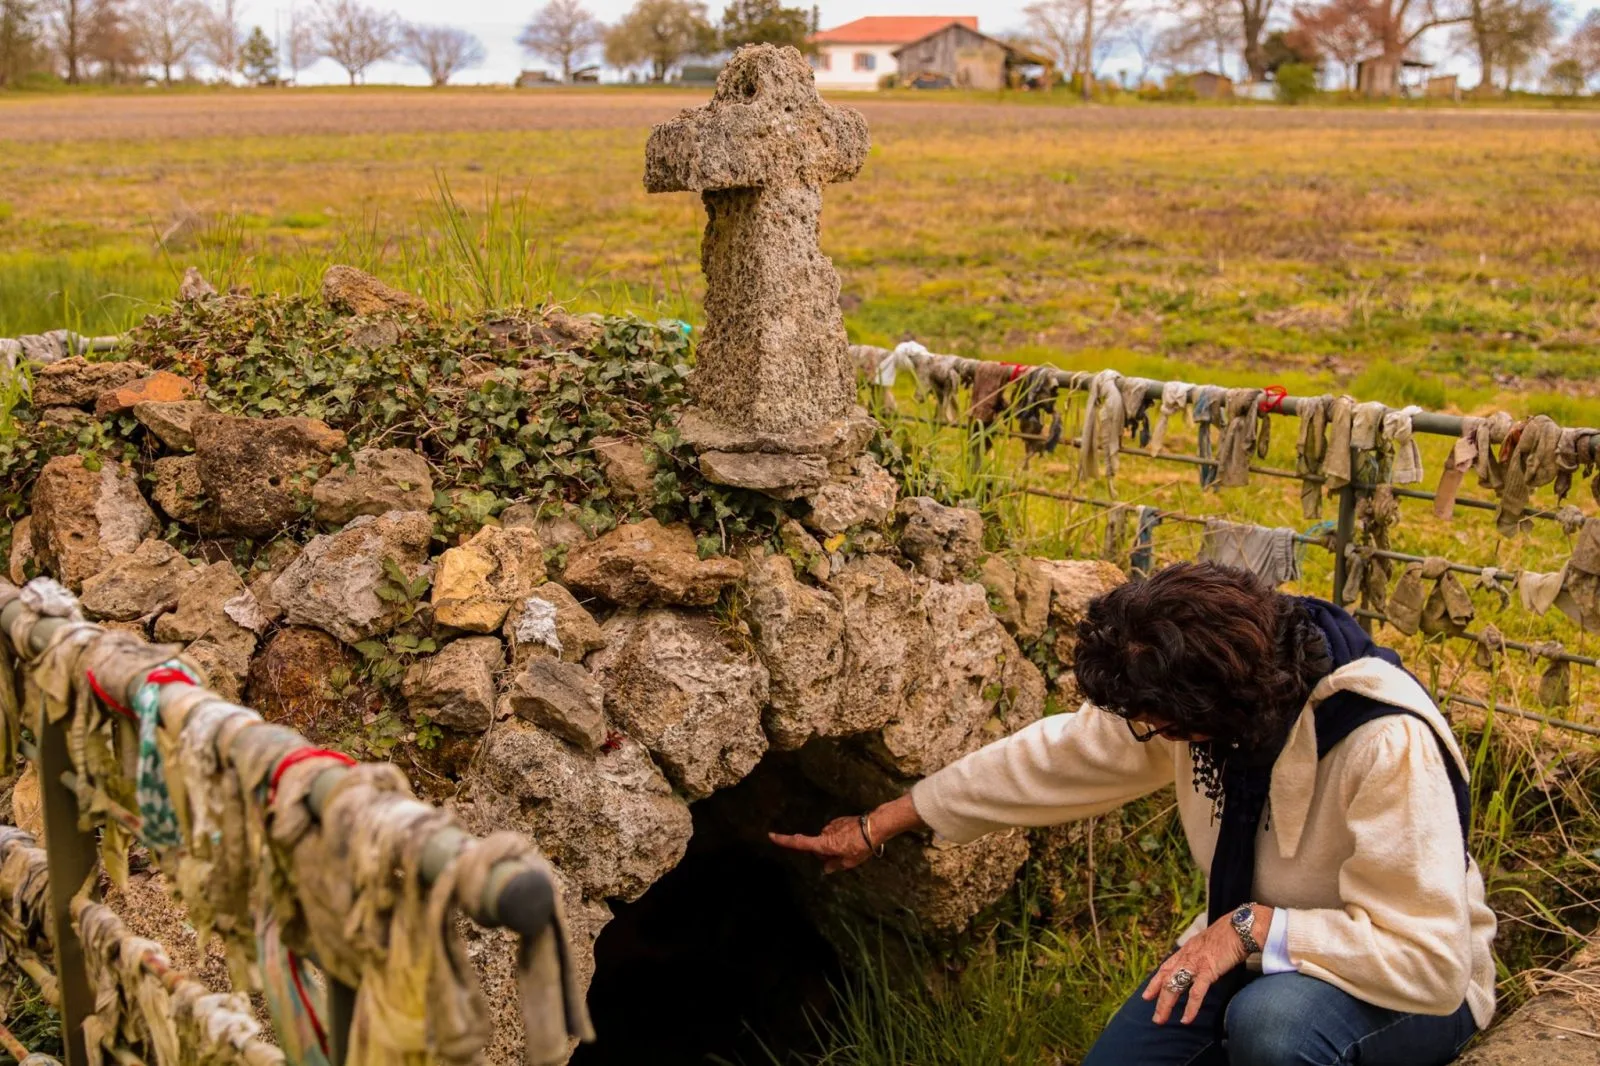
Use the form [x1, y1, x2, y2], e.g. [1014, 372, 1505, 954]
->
[1231, 904, 1261, 955]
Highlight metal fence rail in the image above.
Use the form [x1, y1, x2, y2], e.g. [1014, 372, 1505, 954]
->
[0, 579, 589, 1066]
[860, 342, 1600, 740]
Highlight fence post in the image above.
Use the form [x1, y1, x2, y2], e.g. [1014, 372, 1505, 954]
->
[36, 709, 98, 1066]
[1331, 446, 1359, 606]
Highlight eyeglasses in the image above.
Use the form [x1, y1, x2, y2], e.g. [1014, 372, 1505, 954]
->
[1124, 717, 1189, 744]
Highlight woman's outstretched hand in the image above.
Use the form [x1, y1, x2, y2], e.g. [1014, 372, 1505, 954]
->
[769, 816, 875, 874]
[770, 794, 928, 874]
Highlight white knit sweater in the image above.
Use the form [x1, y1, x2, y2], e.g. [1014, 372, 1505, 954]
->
[910, 657, 1497, 1028]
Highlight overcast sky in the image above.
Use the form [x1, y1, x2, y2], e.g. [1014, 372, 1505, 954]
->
[275, 0, 1599, 86]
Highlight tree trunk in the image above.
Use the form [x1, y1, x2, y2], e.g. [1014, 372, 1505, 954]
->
[1241, 3, 1268, 81]
[1469, 0, 1493, 89]
[1081, 0, 1093, 100]
[348, 68, 357, 85]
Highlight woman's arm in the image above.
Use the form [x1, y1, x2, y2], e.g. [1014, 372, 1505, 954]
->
[772, 702, 1173, 868]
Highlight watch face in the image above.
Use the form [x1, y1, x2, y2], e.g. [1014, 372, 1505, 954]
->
[1233, 905, 1252, 924]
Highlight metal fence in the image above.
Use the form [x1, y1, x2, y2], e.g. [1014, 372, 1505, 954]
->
[857, 343, 1600, 740]
[0, 578, 589, 1066]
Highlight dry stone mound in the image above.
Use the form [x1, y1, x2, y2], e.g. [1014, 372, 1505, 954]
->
[506, 658, 606, 750]
[591, 609, 770, 799]
[321, 264, 425, 316]
[870, 578, 1046, 777]
[79, 539, 201, 622]
[311, 447, 434, 525]
[502, 582, 605, 667]
[271, 510, 433, 644]
[402, 636, 502, 732]
[30, 455, 157, 590]
[563, 519, 743, 608]
[192, 414, 346, 536]
[133, 400, 212, 451]
[432, 525, 547, 633]
[32, 356, 148, 408]
[467, 719, 692, 902]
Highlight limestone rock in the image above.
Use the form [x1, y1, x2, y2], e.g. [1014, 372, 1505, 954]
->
[744, 552, 845, 749]
[644, 44, 868, 435]
[592, 436, 656, 500]
[829, 830, 1030, 936]
[897, 496, 985, 580]
[182, 639, 251, 702]
[1014, 557, 1052, 643]
[870, 579, 1046, 778]
[676, 406, 876, 460]
[403, 637, 502, 732]
[152, 561, 258, 661]
[506, 658, 606, 750]
[94, 371, 194, 418]
[246, 627, 372, 745]
[804, 454, 898, 534]
[432, 525, 546, 633]
[698, 450, 829, 499]
[32, 357, 148, 408]
[150, 456, 210, 525]
[979, 555, 1052, 644]
[79, 540, 201, 621]
[311, 447, 434, 525]
[1036, 558, 1125, 687]
[979, 556, 1021, 632]
[30, 455, 157, 590]
[824, 555, 932, 738]
[272, 510, 434, 644]
[502, 504, 592, 578]
[778, 518, 830, 581]
[564, 519, 743, 608]
[192, 414, 346, 536]
[133, 400, 212, 451]
[503, 582, 605, 666]
[178, 266, 217, 301]
[468, 719, 692, 901]
[591, 609, 769, 799]
[8, 516, 35, 584]
[321, 264, 424, 316]
[39, 406, 93, 434]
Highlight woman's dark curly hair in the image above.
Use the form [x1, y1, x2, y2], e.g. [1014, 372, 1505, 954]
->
[1073, 561, 1332, 751]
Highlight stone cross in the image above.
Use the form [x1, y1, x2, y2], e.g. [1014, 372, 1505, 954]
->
[645, 44, 870, 442]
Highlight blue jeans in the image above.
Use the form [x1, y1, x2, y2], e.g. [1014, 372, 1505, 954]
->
[1082, 968, 1478, 1066]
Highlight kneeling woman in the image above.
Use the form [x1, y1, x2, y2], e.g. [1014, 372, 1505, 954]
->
[773, 562, 1495, 1066]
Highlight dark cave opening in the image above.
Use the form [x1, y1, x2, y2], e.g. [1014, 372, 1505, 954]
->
[571, 759, 845, 1066]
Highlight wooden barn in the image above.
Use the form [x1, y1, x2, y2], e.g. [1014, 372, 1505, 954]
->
[890, 23, 1050, 90]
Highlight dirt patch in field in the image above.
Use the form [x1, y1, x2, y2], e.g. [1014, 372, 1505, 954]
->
[3, 88, 1598, 143]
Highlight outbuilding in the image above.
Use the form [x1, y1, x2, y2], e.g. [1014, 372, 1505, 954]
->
[890, 23, 1050, 91]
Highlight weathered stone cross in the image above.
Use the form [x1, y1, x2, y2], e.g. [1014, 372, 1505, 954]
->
[646, 44, 870, 454]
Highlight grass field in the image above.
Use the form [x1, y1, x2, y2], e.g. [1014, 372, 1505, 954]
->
[4, 89, 1600, 410]
[6, 88, 1600, 1065]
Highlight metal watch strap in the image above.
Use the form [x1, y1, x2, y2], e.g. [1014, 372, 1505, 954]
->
[1231, 904, 1261, 955]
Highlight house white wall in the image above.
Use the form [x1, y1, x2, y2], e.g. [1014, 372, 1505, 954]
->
[811, 43, 898, 90]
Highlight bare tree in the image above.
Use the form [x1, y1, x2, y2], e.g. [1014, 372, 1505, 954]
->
[0, 0, 43, 87]
[311, 0, 395, 84]
[400, 22, 482, 85]
[196, 0, 240, 77]
[519, 0, 602, 81]
[130, 0, 200, 81]
[1294, 0, 1377, 87]
[1237, 0, 1275, 78]
[1024, 0, 1133, 90]
[1165, 0, 1240, 73]
[1364, 0, 1471, 91]
[1572, 8, 1600, 80]
[46, 0, 88, 80]
[1123, 14, 1165, 85]
[283, 1, 315, 79]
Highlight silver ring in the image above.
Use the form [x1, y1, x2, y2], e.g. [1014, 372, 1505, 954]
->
[1165, 968, 1196, 994]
